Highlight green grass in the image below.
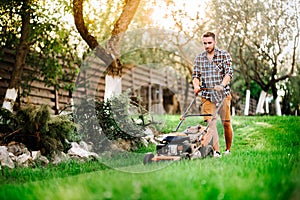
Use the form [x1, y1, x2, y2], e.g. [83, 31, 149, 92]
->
[0, 116, 300, 200]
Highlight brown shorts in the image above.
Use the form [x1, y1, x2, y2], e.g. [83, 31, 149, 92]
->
[201, 94, 232, 122]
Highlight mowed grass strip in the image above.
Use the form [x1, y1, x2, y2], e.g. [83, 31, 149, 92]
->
[0, 116, 299, 200]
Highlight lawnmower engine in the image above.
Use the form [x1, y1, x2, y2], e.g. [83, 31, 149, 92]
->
[156, 135, 191, 156]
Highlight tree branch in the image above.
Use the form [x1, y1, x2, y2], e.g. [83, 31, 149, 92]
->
[72, 0, 112, 65]
[107, 0, 141, 58]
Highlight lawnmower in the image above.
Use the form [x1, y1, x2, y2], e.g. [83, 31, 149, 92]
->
[143, 88, 225, 164]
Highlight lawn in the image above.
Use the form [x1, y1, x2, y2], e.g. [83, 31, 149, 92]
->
[0, 116, 299, 200]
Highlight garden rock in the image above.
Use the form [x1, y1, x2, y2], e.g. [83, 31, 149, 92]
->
[0, 143, 50, 169]
[79, 141, 93, 152]
[0, 146, 15, 169]
[7, 142, 27, 156]
[31, 151, 49, 165]
[1, 141, 100, 169]
[51, 151, 70, 165]
[67, 142, 98, 160]
[142, 127, 158, 146]
[16, 153, 32, 167]
[31, 151, 41, 160]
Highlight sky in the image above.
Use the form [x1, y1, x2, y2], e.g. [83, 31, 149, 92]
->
[148, 0, 208, 30]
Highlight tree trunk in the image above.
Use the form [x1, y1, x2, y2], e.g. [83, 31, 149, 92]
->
[103, 0, 140, 99]
[265, 95, 270, 114]
[244, 89, 251, 116]
[2, 88, 18, 112]
[104, 75, 122, 100]
[256, 90, 267, 114]
[2, 1, 31, 112]
[275, 96, 282, 116]
[270, 84, 282, 116]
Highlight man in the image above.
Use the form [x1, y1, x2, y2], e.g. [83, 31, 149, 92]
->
[192, 31, 233, 157]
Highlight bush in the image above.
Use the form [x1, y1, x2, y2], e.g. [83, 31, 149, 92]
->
[73, 92, 153, 152]
[0, 107, 18, 138]
[0, 104, 77, 155]
[95, 93, 147, 141]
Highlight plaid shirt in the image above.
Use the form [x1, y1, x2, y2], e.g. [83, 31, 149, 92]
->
[192, 48, 233, 103]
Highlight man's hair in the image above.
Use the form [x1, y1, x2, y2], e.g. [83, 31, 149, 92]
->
[202, 32, 215, 40]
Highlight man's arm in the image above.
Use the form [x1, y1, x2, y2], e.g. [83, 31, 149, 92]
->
[221, 74, 231, 87]
[215, 51, 233, 91]
[214, 74, 231, 91]
[193, 78, 201, 94]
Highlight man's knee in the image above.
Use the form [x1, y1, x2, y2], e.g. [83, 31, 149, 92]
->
[222, 121, 231, 128]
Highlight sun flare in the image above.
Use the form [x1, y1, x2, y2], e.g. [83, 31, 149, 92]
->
[149, 1, 208, 30]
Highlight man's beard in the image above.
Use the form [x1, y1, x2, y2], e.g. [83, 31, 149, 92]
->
[206, 47, 215, 54]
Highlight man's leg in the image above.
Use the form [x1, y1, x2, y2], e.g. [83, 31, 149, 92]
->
[202, 98, 220, 152]
[223, 120, 233, 151]
[220, 94, 233, 151]
[209, 119, 220, 152]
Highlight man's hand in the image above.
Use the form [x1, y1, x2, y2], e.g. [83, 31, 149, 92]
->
[194, 86, 201, 95]
[214, 84, 224, 92]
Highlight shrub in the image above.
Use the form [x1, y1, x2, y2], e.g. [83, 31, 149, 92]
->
[95, 93, 147, 141]
[0, 104, 77, 155]
[72, 92, 153, 152]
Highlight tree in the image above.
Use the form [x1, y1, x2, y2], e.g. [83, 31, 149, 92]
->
[1, 0, 31, 112]
[72, 0, 141, 99]
[208, 0, 300, 115]
[0, 0, 81, 112]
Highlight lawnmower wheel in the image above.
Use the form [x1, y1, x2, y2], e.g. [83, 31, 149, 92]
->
[143, 153, 155, 165]
[180, 153, 190, 160]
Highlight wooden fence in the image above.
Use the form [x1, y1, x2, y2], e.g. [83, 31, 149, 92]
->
[0, 49, 76, 114]
[0, 49, 196, 114]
